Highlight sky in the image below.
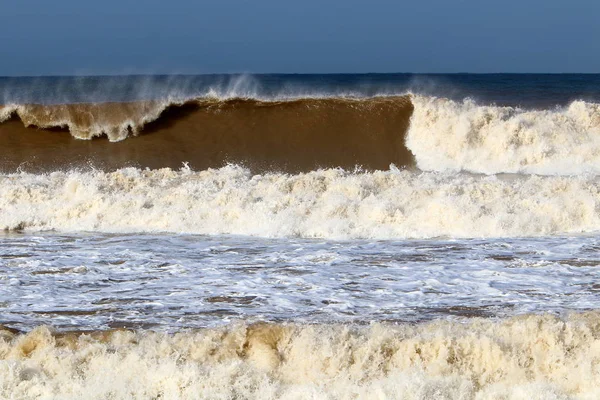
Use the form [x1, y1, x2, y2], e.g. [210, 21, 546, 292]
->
[1, 0, 599, 75]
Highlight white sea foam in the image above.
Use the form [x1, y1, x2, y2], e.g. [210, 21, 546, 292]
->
[0, 104, 17, 123]
[2, 166, 600, 238]
[407, 95, 600, 175]
[1, 314, 599, 399]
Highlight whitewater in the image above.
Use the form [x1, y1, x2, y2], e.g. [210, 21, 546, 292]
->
[3, 165, 600, 238]
[409, 95, 600, 175]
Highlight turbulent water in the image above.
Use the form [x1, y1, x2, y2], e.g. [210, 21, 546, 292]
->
[1, 74, 600, 399]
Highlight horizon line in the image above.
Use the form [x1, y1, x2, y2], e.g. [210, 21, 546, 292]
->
[1, 72, 600, 79]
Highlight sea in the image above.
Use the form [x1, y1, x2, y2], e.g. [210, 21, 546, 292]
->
[1, 73, 600, 399]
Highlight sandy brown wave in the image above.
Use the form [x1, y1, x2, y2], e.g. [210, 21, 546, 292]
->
[0, 96, 415, 172]
[1, 313, 600, 399]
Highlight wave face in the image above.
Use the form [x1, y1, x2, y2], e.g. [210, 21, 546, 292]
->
[0, 96, 414, 172]
[1, 313, 599, 399]
[3, 166, 600, 238]
[407, 95, 600, 175]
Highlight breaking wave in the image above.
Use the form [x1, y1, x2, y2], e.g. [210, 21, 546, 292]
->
[408, 95, 600, 175]
[1, 93, 600, 175]
[1, 313, 599, 399]
[3, 165, 600, 238]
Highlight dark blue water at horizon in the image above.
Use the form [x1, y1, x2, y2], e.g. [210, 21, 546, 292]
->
[1, 73, 600, 108]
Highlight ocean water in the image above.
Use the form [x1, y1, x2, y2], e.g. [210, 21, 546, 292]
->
[1, 74, 600, 399]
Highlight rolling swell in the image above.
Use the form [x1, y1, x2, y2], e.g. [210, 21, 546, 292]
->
[0, 96, 415, 172]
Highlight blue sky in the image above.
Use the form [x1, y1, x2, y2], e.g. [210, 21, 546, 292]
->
[2, 0, 599, 75]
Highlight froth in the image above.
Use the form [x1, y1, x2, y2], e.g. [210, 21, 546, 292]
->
[1, 313, 599, 399]
[2, 166, 600, 238]
[407, 95, 600, 175]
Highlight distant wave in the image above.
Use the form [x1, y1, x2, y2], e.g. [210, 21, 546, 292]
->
[3, 165, 600, 238]
[1, 313, 599, 399]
